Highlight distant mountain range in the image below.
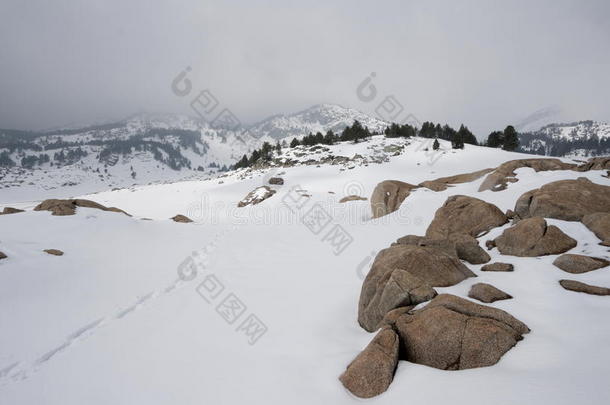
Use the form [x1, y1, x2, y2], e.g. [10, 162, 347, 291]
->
[247, 103, 388, 140]
[1, 105, 608, 189]
[518, 120, 610, 157]
[0, 104, 389, 173]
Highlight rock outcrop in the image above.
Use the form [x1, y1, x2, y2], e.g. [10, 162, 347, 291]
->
[339, 195, 367, 203]
[0, 251, 7, 260]
[552, 254, 609, 274]
[268, 177, 284, 185]
[358, 244, 475, 332]
[237, 186, 277, 207]
[370, 180, 418, 219]
[514, 178, 610, 222]
[394, 235, 458, 257]
[481, 262, 514, 272]
[171, 214, 193, 223]
[426, 195, 508, 239]
[339, 328, 399, 398]
[575, 156, 610, 171]
[34, 199, 130, 216]
[1, 207, 24, 215]
[396, 234, 489, 265]
[394, 294, 529, 370]
[468, 283, 512, 303]
[478, 158, 576, 192]
[559, 280, 610, 296]
[582, 212, 610, 245]
[419, 168, 494, 192]
[493, 217, 576, 257]
[44, 249, 64, 256]
[449, 233, 491, 264]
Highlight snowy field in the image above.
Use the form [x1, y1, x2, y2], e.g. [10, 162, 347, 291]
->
[1, 137, 609, 404]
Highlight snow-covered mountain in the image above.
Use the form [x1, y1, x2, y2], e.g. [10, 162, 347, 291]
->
[247, 103, 389, 140]
[519, 120, 610, 157]
[0, 105, 389, 197]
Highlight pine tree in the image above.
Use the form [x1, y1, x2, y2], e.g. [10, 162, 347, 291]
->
[234, 154, 249, 169]
[290, 138, 300, 148]
[486, 131, 504, 148]
[457, 124, 477, 145]
[249, 149, 261, 165]
[502, 125, 519, 151]
[452, 130, 464, 149]
[433, 138, 440, 150]
[323, 130, 336, 145]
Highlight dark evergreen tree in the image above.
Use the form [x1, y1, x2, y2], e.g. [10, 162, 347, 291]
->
[234, 154, 249, 169]
[323, 130, 336, 145]
[486, 131, 504, 148]
[502, 125, 519, 151]
[290, 138, 300, 148]
[432, 138, 440, 150]
[248, 149, 261, 165]
[457, 124, 477, 145]
[452, 128, 464, 149]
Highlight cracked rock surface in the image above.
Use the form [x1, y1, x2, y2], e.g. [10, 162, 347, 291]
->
[339, 328, 399, 398]
[425, 195, 508, 239]
[493, 217, 576, 257]
[553, 254, 609, 274]
[394, 294, 529, 370]
[358, 244, 475, 332]
[468, 283, 513, 303]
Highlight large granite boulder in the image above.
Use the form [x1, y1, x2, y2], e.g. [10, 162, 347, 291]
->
[481, 262, 514, 272]
[370, 180, 418, 219]
[268, 177, 284, 185]
[575, 156, 610, 171]
[478, 158, 576, 192]
[394, 235, 458, 257]
[358, 244, 475, 332]
[449, 233, 491, 264]
[339, 328, 399, 398]
[468, 283, 512, 303]
[34, 199, 130, 216]
[44, 249, 64, 256]
[171, 214, 193, 223]
[553, 254, 609, 274]
[419, 168, 494, 192]
[581, 212, 610, 245]
[394, 294, 529, 370]
[0, 207, 24, 215]
[559, 280, 610, 296]
[237, 186, 277, 207]
[493, 217, 576, 257]
[426, 195, 508, 239]
[396, 234, 489, 265]
[514, 178, 610, 222]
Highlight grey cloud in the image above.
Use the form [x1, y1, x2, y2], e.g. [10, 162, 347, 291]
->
[0, 0, 608, 138]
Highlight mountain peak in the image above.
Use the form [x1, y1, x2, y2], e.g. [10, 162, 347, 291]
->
[247, 103, 388, 140]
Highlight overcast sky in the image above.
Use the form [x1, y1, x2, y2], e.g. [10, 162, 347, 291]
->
[1, 0, 609, 137]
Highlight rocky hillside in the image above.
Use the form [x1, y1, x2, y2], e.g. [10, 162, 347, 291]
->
[0, 105, 389, 198]
[519, 120, 610, 157]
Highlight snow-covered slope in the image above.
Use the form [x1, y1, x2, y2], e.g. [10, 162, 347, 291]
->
[1, 137, 609, 404]
[519, 120, 610, 157]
